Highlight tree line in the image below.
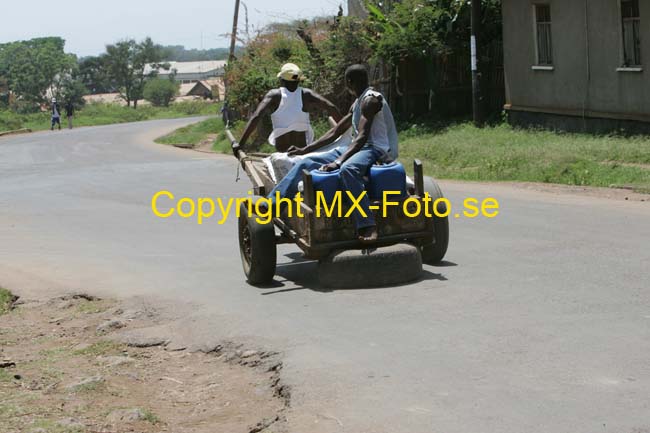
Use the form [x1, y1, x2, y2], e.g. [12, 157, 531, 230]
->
[0, 38, 226, 112]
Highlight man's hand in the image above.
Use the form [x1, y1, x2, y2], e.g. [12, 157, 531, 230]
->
[231, 141, 241, 158]
[287, 145, 307, 156]
[319, 161, 340, 172]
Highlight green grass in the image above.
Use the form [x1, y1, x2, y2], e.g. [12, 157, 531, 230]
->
[0, 287, 15, 315]
[400, 122, 650, 191]
[0, 100, 219, 133]
[155, 117, 224, 146]
[210, 119, 650, 191]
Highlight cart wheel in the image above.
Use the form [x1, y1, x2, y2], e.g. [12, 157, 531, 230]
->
[238, 200, 276, 285]
[421, 176, 449, 264]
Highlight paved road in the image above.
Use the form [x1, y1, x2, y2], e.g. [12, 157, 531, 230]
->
[1, 118, 649, 433]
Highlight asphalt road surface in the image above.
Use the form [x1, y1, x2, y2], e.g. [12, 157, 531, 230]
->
[2, 118, 649, 433]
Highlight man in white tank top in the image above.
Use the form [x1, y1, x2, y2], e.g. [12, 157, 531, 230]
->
[232, 63, 341, 156]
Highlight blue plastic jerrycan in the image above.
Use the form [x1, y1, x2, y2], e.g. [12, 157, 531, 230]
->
[368, 162, 407, 200]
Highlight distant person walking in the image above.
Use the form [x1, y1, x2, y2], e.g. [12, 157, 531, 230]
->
[50, 98, 61, 131]
[65, 100, 74, 129]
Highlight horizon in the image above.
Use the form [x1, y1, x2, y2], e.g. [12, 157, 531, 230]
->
[2, 0, 346, 57]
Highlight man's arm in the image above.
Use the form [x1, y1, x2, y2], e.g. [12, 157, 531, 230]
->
[288, 113, 352, 156]
[320, 95, 382, 172]
[233, 90, 280, 157]
[302, 89, 342, 122]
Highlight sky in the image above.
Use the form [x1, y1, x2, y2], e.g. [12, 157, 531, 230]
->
[2, 0, 346, 57]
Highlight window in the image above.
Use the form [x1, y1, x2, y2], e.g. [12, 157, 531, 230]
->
[534, 4, 553, 66]
[621, 0, 641, 66]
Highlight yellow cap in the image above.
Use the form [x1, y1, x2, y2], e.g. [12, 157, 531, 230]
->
[277, 63, 303, 81]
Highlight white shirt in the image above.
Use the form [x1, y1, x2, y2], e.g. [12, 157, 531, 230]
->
[268, 86, 314, 146]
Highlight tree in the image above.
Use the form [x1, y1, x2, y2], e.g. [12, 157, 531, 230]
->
[0, 75, 8, 107]
[143, 78, 178, 107]
[0, 37, 76, 108]
[78, 55, 113, 94]
[59, 76, 88, 108]
[103, 37, 168, 108]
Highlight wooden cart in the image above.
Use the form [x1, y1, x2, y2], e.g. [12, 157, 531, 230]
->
[227, 130, 449, 285]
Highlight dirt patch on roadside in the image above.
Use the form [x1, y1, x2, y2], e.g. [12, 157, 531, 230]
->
[0, 292, 286, 433]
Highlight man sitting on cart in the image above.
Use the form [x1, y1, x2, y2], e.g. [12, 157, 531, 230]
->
[232, 63, 341, 157]
[266, 64, 398, 244]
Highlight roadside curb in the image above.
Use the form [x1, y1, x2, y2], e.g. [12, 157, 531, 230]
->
[0, 128, 32, 137]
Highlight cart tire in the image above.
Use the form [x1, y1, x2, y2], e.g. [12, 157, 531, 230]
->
[421, 176, 449, 264]
[238, 200, 276, 285]
[319, 243, 422, 289]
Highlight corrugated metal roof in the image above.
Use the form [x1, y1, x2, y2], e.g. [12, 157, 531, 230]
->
[145, 60, 226, 75]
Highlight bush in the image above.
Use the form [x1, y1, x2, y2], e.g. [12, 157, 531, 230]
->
[0, 110, 24, 130]
[143, 79, 179, 107]
[225, 32, 310, 115]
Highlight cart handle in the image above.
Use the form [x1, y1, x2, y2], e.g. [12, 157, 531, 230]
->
[226, 129, 237, 146]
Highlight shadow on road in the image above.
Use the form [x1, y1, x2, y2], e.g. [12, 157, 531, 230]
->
[257, 253, 453, 295]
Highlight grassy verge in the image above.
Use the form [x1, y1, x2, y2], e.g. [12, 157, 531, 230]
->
[400, 123, 650, 192]
[155, 118, 224, 147]
[0, 100, 219, 133]
[175, 116, 650, 192]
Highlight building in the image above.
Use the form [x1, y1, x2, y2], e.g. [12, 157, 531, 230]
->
[178, 79, 225, 101]
[502, 0, 650, 133]
[146, 60, 226, 84]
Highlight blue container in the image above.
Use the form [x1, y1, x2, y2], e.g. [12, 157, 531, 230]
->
[310, 169, 341, 203]
[368, 162, 407, 200]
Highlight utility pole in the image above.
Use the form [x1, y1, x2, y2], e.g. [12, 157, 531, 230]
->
[229, 0, 241, 61]
[470, 0, 483, 126]
[224, 0, 241, 126]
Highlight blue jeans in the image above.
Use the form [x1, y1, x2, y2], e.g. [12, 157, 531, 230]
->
[268, 146, 382, 230]
[339, 146, 382, 229]
[268, 148, 342, 204]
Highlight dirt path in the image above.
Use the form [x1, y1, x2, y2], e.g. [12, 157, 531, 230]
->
[0, 292, 286, 433]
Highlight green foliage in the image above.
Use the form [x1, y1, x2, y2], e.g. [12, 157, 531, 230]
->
[313, 16, 372, 105]
[103, 37, 168, 108]
[365, 0, 446, 64]
[225, 16, 371, 115]
[0, 37, 76, 106]
[0, 287, 15, 315]
[143, 78, 179, 107]
[225, 33, 311, 114]
[58, 76, 88, 109]
[78, 55, 113, 94]
[0, 111, 25, 130]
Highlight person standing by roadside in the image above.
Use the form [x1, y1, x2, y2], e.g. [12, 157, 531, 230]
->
[65, 100, 74, 129]
[50, 98, 61, 131]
